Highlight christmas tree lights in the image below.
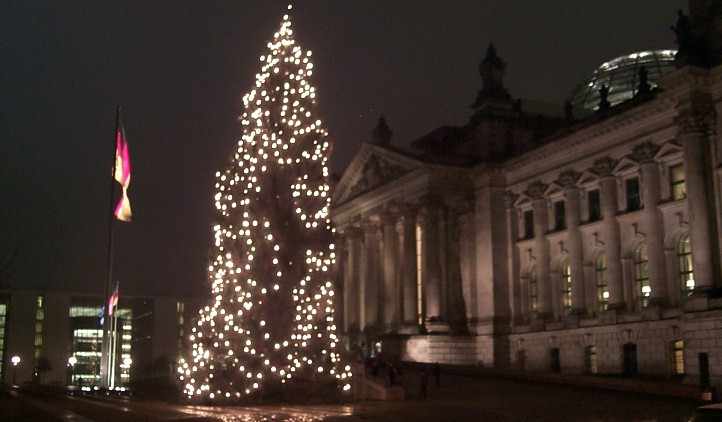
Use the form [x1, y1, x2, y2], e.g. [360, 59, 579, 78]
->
[177, 4, 351, 400]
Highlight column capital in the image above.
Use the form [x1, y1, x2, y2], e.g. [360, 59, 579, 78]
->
[676, 95, 716, 136]
[591, 156, 617, 178]
[557, 170, 581, 189]
[630, 141, 660, 164]
[524, 180, 548, 200]
[504, 191, 520, 209]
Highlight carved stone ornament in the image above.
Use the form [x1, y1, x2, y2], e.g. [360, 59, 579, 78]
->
[591, 157, 617, 178]
[524, 181, 548, 200]
[557, 170, 581, 188]
[346, 155, 408, 200]
[630, 141, 661, 164]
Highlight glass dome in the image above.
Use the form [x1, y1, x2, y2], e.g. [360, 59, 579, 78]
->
[569, 49, 677, 116]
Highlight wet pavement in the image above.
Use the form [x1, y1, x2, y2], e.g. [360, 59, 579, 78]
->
[7, 371, 703, 422]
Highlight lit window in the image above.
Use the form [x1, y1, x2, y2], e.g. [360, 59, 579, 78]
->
[670, 164, 686, 200]
[415, 223, 424, 326]
[672, 340, 685, 375]
[596, 255, 609, 310]
[561, 260, 572, 312]
[635, 244, 650, 307]
[529, 269, 538, 313]
[678, 235, 694, 296]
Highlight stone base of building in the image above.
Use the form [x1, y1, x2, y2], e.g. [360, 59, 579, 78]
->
[379, 334, 506, 367]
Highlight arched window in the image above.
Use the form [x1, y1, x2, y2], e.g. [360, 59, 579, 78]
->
[561, 260, 572, 312]
[596, 254, 609, 311]
[635, 244, 650, 308]
[529, 269, 538, 313]
[678, 234, 694, 296]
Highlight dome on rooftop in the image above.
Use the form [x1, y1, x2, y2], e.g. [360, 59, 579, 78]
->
[569, 49, 677, 116]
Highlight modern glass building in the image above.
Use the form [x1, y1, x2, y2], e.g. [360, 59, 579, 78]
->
[569, 49, 677, 115]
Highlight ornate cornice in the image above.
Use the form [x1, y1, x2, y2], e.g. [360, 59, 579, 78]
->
[630, 141, 661, 164]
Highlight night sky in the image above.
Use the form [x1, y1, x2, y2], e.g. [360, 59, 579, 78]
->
[0, 1, 686, 299]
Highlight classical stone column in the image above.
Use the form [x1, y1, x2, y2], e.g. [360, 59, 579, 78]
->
[593, 157, 624, 309]
[362, 221, 381, 330]
[420, 196, 448, 332]
[445, 205, 466, 332]
[526, 181, 551, 318]
[399, 208, 419, 331]
[381, 210, 400, 332]
[633, 142, 667, 306]
[677, 106, 718, 292]
[504, 191, 522, 323]
[558, 171, 585, 314]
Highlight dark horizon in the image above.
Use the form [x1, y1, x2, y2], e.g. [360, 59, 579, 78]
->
[0, 1, 686, 299]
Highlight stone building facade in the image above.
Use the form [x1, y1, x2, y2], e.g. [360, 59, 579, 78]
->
[332, 3, 722, 390]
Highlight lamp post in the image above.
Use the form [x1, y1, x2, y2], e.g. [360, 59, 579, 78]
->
[10, 355, 21, 386]
[68, 356, 78, 385]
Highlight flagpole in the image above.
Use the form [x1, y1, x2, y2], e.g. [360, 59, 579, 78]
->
[101, 105, 120, 388]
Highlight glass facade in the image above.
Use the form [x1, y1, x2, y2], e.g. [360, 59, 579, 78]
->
[569, 50, 677, 116]
[69, 305, 103, 385]
[34, 296, 45, 362]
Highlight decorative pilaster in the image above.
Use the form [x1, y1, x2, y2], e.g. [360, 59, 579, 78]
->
[592, 157, 624, 310]
[677, 102, 718, 293]
[361, 220, 381, 331]
[558, 171, 585, 315]
[525, 181, 551, 318]
[632, 141, 667, 306]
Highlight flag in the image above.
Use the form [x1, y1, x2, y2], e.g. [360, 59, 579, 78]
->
[108, 284, 119, 316]
[114, 124, 132, 222]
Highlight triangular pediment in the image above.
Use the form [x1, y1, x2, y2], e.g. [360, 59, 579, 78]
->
[613, 156, 638, 175]
[655, 141, 683, 161]
[333, 143, 422, 205]
[577, 170, 599, 187]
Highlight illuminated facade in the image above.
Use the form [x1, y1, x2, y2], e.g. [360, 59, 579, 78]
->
[0, 290, 196, 387]
[333, 4, 722, 392]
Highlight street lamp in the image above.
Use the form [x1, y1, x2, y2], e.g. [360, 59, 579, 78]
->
[10, 355, 21, 386]
[68, 356, 78, 385]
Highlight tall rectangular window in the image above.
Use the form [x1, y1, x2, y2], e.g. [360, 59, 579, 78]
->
[585, 346, 598, 374]
[529, 270, 538, 313]
[670, 164, 686, 200]
[596, 255, 609, 311]
[415, 224, 424, 326]
[626, 177, 641, 211]
[523, 210, 534, 239]
[561, 262, 572, 312]
[673, 340, 685, 375]
[554, 201, 566, 231]
[588, 189, 601, 222]
[177, 301, 185, 357]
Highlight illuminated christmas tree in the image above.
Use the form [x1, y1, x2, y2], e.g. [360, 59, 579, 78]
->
[178, 5, 351, 400]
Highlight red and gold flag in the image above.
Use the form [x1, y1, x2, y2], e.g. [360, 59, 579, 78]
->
[114, 126, 132, 222]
